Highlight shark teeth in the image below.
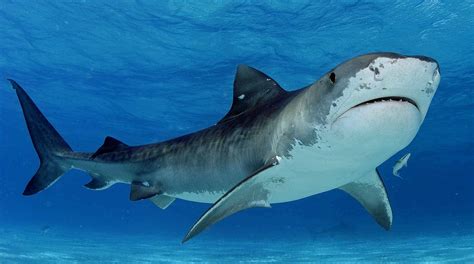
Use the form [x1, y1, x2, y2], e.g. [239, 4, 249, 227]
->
[353, 97, 418, 109]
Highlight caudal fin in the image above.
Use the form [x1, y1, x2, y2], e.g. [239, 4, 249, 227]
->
[9, 79, 72, 195]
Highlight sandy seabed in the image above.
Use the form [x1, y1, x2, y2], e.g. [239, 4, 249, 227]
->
[0, 227, 473, 263]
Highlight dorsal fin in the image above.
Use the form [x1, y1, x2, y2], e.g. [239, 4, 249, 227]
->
[90, 136, 129, 159]
[218, 65, 286, 124]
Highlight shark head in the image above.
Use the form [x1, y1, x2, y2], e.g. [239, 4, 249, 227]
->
[326, 53, 440, 122]
[306, 52, 440, 167]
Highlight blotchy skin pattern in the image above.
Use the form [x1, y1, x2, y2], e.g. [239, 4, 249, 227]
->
[60, 52, 440, 204]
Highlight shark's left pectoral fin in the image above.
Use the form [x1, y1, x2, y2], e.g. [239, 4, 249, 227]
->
[339, 169, 393, 230]
[182, 157, 281, 243]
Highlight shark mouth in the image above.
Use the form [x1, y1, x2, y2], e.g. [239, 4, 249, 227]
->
[352, 96, 418, 110]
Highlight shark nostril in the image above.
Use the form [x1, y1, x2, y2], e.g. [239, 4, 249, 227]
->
[433, 68, 439, 78]
[430, 68, 440, 85]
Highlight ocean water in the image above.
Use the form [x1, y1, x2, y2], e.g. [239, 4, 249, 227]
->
[0, 1, 473, 263]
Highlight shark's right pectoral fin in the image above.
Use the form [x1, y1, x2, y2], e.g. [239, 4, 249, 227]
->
[339, 169, 393, 230]
[182, 156, 281, 243]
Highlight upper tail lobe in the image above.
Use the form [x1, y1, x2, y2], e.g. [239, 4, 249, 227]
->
[9, 79, 72, 195]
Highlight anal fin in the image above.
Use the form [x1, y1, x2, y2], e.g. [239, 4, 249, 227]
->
[130, 182, 161, 201]
[149, 195, 175, 209]
[182, 156, 281, 243]
[339, 168, 393, 230]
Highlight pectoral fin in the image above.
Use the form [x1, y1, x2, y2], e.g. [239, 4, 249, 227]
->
[339, 169, 393, 230]
[182, 156, 281, 243]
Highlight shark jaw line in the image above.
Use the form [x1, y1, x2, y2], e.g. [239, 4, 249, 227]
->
[333, 96, 419, 122]
[352, 96, 418, 110]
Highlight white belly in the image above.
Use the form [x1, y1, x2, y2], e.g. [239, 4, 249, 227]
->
[265, 145, 372, 203]
[173, 144, 374, 204]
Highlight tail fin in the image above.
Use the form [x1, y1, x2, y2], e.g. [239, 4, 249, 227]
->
[9, 79, 73, 195]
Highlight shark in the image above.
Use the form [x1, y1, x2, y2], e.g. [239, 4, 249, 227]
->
[9, 52, 440, 243]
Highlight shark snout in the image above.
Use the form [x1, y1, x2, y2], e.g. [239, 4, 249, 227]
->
[411, 55, 440, 74]
[410, 55, 440, 90]
[421, 59, 441, 100]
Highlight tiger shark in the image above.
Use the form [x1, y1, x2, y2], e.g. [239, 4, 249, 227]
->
[9, 52, 440, 243]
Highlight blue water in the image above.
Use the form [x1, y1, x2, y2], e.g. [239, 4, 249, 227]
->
[0, 1, 473, 263]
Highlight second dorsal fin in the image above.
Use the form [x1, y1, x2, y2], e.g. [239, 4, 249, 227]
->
[218, 65, 286, 124]
[90, 136, 129, 159]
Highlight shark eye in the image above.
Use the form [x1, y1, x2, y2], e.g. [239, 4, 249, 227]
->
[329, 72, 336, 84]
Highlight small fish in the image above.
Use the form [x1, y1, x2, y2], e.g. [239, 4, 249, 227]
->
[393, 153, 411, 178]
